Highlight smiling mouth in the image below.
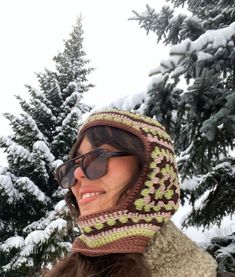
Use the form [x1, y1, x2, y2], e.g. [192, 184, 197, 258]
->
[79, 191, 105, 205]
[81, 192, 104, 199]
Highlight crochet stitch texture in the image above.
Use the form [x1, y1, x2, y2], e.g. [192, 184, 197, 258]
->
[71, 110, 180, 256]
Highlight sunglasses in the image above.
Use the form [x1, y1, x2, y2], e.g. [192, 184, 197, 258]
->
[55, 148, 132, 188]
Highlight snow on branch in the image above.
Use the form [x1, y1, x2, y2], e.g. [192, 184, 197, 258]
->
[25, 230, 47, 246]
[32, 141, 55, 163]
[44, 218, 67, 236]
[51, 159, 63, 171]
[23, 200, 68, 233]
[0, 236, 25, 252]
[181, 175, 204, 191]
[8, 144, 31, 161]
[54, 107, 81, 139]
[94, 91, 147, 114]
[0, 175, 19, 203]
[59, 107, 81, 130]
[0, 166, 7, 175]
[150, 21, 235, 78]
[54, 199, 67, 212]
[15, 177, 48, 202]
[61, 90, 81, 110]
[33, 99, 56, 121]
[26, 85, 50, 104]
[2, 256, 32, 272]
[23, 114, 46, 142]
[63, 81, 80, 95]
[0, 136, 13, 148]
[21, 219, 67, 256]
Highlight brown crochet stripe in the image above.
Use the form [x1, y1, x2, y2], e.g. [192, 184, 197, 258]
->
[72, 235, 150, 256]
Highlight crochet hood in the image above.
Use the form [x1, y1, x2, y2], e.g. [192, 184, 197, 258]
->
[72, 110, 180, 256]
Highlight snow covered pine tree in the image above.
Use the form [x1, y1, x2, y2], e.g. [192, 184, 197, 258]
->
[131, 0, 235, 272]
[0, 17, 93, 276]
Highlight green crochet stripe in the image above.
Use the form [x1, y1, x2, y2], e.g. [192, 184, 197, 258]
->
[80, 213, 174, 234]
[80, 227, 156, 248]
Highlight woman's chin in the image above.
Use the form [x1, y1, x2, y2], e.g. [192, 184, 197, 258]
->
[79, 201, 107, 216]
[80, 206, 103, 217]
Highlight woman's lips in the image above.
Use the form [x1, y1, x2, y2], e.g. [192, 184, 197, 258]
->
[78, 191, 105, 205]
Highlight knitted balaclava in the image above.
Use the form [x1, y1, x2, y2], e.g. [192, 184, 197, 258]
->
[72, 110, 180, 256]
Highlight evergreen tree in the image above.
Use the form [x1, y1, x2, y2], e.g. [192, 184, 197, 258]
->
[207, 232, 235, 272]
[131, 2, 235, 230]
[0, 17, 93, 276]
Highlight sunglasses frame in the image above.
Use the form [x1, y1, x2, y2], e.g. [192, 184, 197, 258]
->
[55, 148, 132, 188]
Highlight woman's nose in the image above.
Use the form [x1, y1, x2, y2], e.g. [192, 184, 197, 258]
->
[74, 166, 86, 181]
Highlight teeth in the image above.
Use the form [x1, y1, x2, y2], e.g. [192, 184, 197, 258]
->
[81, 192, 103, 199]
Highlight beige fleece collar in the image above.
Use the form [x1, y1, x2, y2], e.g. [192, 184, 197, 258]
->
[144, 221, 217, 277]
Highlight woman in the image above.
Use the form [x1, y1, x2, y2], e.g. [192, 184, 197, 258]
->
[46, 110, 221, 276]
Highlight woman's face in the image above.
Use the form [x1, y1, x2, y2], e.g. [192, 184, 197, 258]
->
[71, 135, 139, 216]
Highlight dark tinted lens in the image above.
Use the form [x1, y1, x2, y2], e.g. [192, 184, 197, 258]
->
[56, 150, 130, 188]
[82, 151, 107, 179]
[58, 161, 76, 188]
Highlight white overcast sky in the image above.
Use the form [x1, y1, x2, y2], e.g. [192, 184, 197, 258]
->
[0, 0, 169, 136]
